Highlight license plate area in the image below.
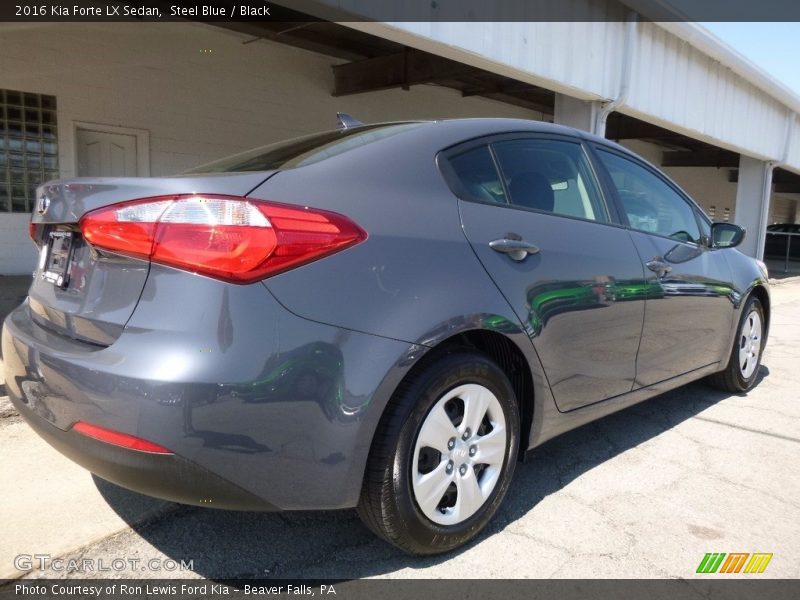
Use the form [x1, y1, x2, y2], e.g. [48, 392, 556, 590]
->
[42, 230, 75, 289]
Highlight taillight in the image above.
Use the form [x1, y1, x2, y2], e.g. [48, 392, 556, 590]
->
[79, 195, 367, 283]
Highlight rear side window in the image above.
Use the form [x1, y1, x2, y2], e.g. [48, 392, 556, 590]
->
[446, 146, 507, 205]
[186, 123, 425, 173]
[443, 137, 609, 223]
[596, 149, 701, 243]
[492, 139, 608, 222]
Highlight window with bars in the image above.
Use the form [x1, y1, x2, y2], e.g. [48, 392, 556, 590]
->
[0, 89, 59, 213]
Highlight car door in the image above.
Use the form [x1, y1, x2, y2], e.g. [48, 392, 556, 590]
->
[442, 134, 646, 411]
[590, 146, 736, 387]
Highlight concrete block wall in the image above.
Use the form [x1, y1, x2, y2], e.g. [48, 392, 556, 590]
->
[0, 22, 543, 274]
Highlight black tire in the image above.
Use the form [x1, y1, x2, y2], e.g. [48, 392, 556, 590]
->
[708, 295, 766, 393]
[357, 351, 520, 555]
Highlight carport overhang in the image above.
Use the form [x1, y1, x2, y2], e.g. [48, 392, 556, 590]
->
[220, 21, 558, 115]
[213, 11, 800, 260]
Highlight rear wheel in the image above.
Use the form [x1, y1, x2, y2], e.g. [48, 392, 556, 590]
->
[708, 295, 766, 392]
[358, 351, 520, 555]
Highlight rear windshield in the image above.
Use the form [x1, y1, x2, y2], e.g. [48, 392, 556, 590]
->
[186, 122, 426, 173]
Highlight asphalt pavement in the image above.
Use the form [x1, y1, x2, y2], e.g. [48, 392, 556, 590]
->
[1, 276, 799, 579]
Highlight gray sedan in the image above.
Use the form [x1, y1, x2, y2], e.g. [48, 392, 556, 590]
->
[2, 118, 769, 554]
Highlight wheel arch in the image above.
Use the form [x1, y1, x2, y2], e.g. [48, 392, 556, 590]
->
[750, 284, 771, 338]
[386, 329, 535, 462]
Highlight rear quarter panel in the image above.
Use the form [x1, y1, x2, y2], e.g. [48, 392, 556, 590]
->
[247, 122, 533, 350]
[247, 121, 559, 453]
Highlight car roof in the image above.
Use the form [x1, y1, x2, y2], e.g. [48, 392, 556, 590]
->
[360, 117, 638, 158]
[375, 117, 708, 219]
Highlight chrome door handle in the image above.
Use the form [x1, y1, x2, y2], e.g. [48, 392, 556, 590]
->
[646, 258, 672, 278]
[489, 237, 540, 262]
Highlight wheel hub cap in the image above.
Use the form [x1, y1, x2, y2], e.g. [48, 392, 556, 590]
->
[411, 383, 508, 526]
[451, 440, 469, 461]
[738, 310, 762, 379]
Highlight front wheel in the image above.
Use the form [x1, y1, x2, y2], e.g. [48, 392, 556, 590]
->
[357, 351, 520, 555]
[708, 295, 766, 392]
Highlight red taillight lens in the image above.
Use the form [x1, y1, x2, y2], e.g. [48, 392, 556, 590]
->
[79, 195, 367, 283]
[72, 421, 173, 454]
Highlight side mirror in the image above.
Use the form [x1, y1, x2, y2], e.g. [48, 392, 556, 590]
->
[711, 223, 746, 249]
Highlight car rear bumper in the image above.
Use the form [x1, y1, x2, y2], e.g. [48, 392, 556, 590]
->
[2, 269, 417, 510]
[9, 391, 273, 510]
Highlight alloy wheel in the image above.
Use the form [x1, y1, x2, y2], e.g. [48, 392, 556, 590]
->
[411, 383, 507, 525]
[739, 310, 762, 379]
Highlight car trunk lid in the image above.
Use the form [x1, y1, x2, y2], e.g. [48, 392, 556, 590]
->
[27, 172, 275, 346]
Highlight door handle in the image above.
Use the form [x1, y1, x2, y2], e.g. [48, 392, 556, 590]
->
[489, 236, 540, 262]
[646, 258, 672, 278]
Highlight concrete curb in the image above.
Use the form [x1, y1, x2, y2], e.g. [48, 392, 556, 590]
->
[3, 503, 184, 581]
[769, 275, 800, 285]
[0, 414, 177, 580]
[0, 395, 18, 420]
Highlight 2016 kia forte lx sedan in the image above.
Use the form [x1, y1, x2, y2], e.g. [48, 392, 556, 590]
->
[2, 118, 769, 554]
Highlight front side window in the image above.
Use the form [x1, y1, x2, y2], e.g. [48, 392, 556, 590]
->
[696, 209, 711, 243]
[491, 138, 608, 222]
[596, 149, 701, 243]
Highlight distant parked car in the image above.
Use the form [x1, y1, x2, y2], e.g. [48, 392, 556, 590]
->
[3, 117, 770, 555]
[764, 223, 800, 259]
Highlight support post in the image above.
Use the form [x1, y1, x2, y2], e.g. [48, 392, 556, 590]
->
[553, 94, 601, 134]
[734, 156, 774, 259]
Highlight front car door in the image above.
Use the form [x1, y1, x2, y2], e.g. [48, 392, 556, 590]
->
[441, 135, 646, 411]
[590, 146, 736, 387]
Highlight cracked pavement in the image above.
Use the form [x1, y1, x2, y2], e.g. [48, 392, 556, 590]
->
[2, 278, 799, 579]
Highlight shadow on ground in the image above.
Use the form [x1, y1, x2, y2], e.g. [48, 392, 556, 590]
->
[0, 275, 31, 362]
[93, 367, 767, 579]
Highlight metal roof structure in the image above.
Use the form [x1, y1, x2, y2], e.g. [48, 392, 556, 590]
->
[262, 0, 800, 175]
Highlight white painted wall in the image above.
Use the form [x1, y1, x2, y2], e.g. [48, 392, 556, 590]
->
[0, 214, 36, 276]
[770, 195, 799, 225]
[0, 22, 542, 274]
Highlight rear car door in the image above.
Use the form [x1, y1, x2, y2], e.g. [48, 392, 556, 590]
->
[591, 146, 736, 387]
[442, 134, 646, 411]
